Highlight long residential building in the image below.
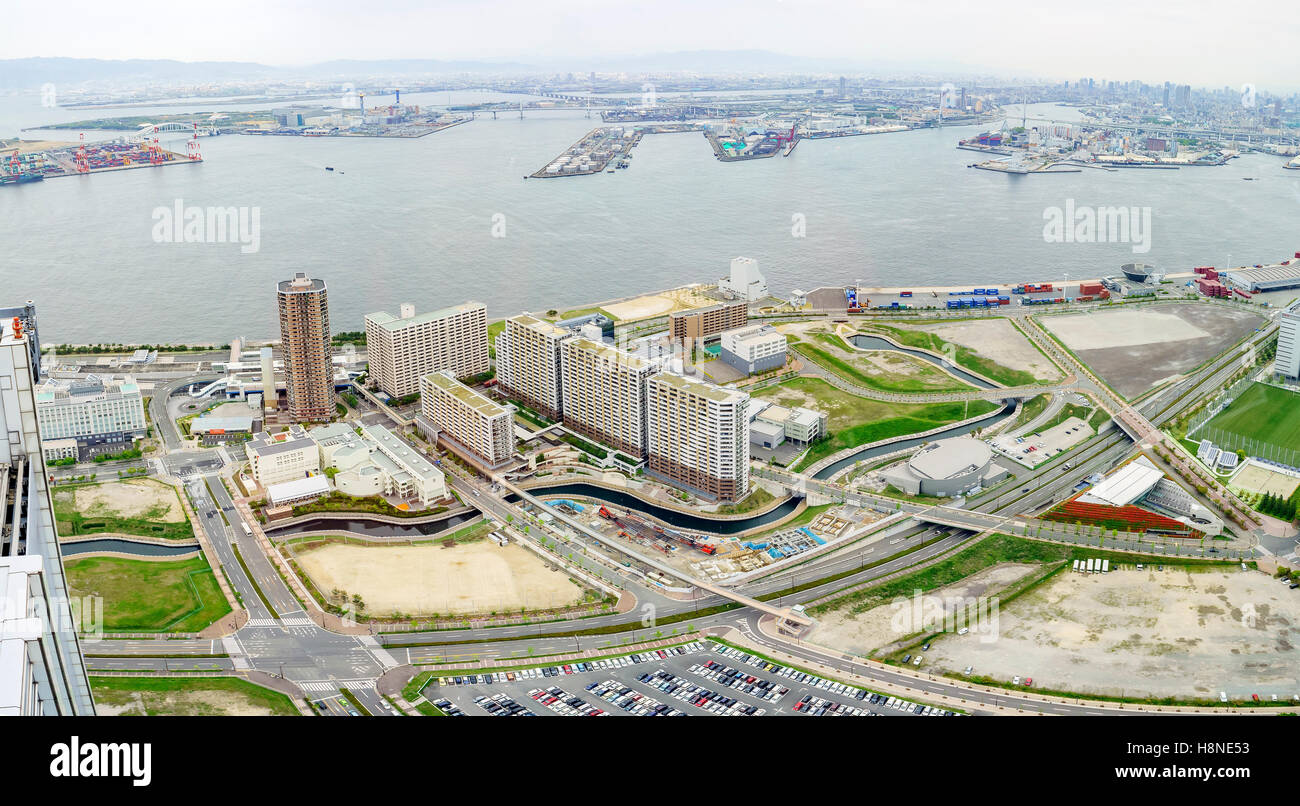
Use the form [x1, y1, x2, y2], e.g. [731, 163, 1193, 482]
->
[277, 272, 333, 422]
[668, 300, 747, 341]
[364, 301, 489, 399]
[646, 372, 750, 501]
[35, 375, 147, 461]
[420, 370, 515, 467]
[560, 337, 654, 458]
[1277, 299, 1300, 380]
[0, 316, 95, 715]
[495, 314, 572, 421]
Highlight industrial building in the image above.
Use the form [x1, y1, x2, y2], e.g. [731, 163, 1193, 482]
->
[554, 312, 615, 340]
[718, 323, 787, 375]
[669, 300, 747, 341]
[560, 337, 654, 458]
[1223, 261, 1300, 294]
[882, 435, 1008, 497]
[420, 370, 516, 467]
[1276, 299, 1300, 380]
[0, 316, 95, 715]
[718, 256, 769, 302]
[646, 373, 750, 501]
[246, 424, 321, 486]
[277, 273, 334, 422]
[364, 301, 489, 399]
[495, 313, 572, 421]
[34, 375, 147, 462]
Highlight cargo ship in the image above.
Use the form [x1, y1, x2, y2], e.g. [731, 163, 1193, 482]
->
[0, 172, 44, 186]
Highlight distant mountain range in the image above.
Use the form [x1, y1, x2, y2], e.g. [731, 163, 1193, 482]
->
[0, 51, 991, 89]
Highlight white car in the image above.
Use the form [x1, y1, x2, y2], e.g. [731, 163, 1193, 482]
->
[1013, 676, 1021, 685]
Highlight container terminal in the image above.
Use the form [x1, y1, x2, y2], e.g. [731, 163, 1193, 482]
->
[0, 132, 199, 184]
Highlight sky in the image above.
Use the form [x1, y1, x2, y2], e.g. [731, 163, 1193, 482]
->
[4, 0, 1298, 92]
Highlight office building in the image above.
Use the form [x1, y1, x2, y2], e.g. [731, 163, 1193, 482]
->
[668, 300, 747, 342]
[420, 370, 515, 467]
[35, 375, 147, 462]
[560, 337, 654, 458]
[364, 301, 489, 399]
[0, 317, 95, 715]
[718, 256, 768, 302]
[1277, 300, 1300, 380]
[718, 324, 787, 375]
[277, 273, 333, 422]
[495, 314, 572, 421]
[246, 424, 321, 486]
[646, 373, 750, 501]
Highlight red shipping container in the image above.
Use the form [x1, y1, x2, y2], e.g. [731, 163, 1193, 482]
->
[1079, 281, 1103, 295]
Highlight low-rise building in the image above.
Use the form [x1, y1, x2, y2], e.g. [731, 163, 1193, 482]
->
[420, 370, 515, 467]
[35, 375, 147, 462]
[718, 256, 768, 302]
[752, 404, 826, 446]
[246, 425, 321, 487]
[882, 435, 1007, 497]
[719, 323, 787, 375]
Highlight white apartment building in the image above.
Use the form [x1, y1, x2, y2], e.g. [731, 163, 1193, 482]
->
[246, 424, 321, 487]
[495, 314, 572, 421]
[719, 323, 787, 375]
[646, 373, 750, 501]
[718, 256, 768, 302]
[560, 337, 654, 458]
[1276, 300, 1300, 380]
[35, 375, 147, 461]
[365, 301, 489, 399]
[420, 370, 515, 467]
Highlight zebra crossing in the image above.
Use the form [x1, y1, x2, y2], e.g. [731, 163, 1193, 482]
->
[245, 618, 279, 628]
[281, 616, 314, 627]
[298, 679, 376, 693]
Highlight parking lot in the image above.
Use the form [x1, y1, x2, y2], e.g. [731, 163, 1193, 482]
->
[991, 415, 1093, 469]
[421, 641, 958, 717]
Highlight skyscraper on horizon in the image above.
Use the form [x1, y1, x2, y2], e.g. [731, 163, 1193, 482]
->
[276, 273, 333, 422]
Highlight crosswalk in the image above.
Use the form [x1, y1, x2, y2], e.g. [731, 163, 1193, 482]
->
[298, 679, 376, 693]
[281, 616, 314, 627]
[245, 618, 279, 628]
[358, 635, 400, 670]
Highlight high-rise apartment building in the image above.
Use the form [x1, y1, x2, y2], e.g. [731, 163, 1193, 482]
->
[1276, 300, 1300, 380]
[646, 373, 750, 501]
[277, 273, 333, 422]
[560, 337, 654, 458]
[0, 316, 95, 715]
[495, 314, 572, 421]
[420, 370, 515, 467]
[364, 301, 489, 399]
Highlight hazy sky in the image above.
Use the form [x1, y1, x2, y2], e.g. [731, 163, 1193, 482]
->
[6, 0, 1298, 91]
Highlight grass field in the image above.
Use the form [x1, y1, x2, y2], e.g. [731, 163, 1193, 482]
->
[1204, 383, 1300, 453]
[793, 332, 973, 394]
[753, 377, 997, 471]
[66, 555, 231, 633]
[91, 676, 298, 716]
[857, 322, 1045, 387]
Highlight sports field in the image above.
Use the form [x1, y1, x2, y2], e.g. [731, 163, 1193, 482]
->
[1204, 383, 1300, 453]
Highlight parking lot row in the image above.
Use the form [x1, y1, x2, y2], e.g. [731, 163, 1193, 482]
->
[426, 642, 705, 691]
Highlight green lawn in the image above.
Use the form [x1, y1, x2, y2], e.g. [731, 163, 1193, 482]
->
[713, 485, 778, 515]
[1204, 383, 1300, 453]
[793, 333, 973, 394]
[1009, 393, 1051, 430]
[754, 377, 997, 471]
[90, 676, 298, 716]
[66, 555, 231, 633]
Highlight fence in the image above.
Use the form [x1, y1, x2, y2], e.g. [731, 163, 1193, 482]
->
[1193, 425, 1300, 473]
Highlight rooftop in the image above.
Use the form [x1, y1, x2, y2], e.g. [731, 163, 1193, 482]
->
[510, 314, 572, 340]
[366, 301, 485, 332]
[650, 372, 748, 405]
[424, 371, 508, 417]
[565, 337, 650, 371]
[1079, 456, 1164, 507]
[908, 436, 993, 481]
[277, 273, 326, 294]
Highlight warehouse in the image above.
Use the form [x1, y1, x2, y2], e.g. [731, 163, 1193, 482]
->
[1223, 262, 1300, 293]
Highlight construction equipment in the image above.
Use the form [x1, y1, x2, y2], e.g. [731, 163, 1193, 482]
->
[597, 506, 717, 554]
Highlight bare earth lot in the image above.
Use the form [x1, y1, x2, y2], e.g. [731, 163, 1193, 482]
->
[809, 563, 1042, 656]
[913, 319, 1064, 381]
[1231, 463, 1300, 498]
[57, 478, 185, 522]
[296, 541, 587, 616]
[1040, 304, 1263, 399]
[923, 567, 1300, 699]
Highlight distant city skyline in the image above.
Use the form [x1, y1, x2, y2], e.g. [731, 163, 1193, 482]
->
[4, 0, 1299, 92]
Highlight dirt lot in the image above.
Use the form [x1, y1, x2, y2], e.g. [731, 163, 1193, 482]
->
[1040, 303, 1264, 399]
[808, 563, 1042, 656]
[1230, 463, 1300, 498]
[57, 479, 185, 522]
[603, 286, 719, 322]
[296, 541, 587, 616]
[913, 319, 1063, 381]
[922, 566, 1300, 699]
